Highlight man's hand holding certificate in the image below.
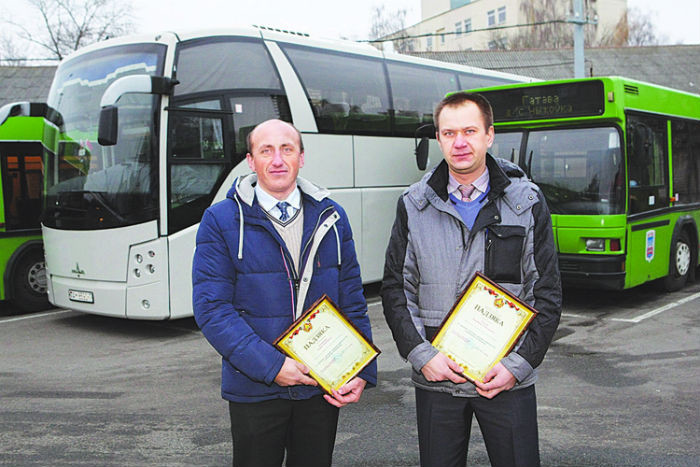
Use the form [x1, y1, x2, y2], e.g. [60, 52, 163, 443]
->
[431, 272, 537, 385]
[274, 295, 380, 397]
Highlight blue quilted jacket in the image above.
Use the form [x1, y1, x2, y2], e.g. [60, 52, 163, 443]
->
[192, 174, 377, 402]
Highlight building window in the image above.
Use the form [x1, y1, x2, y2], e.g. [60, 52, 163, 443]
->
[455, 22, 462, 36]
[427, 36, 433, 49]
[437, 28, 446, 44]
[465, 18, 472, 33]
[487, 10, 496, 27]
[498, 6, 506, 24]
[451, 0, 471, 8]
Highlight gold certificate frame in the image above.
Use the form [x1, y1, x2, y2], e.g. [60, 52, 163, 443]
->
[431, 272, 537, 383]
[274, 295, 380, 394]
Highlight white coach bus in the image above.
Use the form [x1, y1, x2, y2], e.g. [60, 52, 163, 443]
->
[42, 27, 531, 319]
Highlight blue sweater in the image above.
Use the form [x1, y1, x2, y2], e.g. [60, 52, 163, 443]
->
[448, 188, 490, 230]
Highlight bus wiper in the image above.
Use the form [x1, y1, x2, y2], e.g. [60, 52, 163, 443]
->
[83, 191, 127, 223]
[526, 150, 533, 179]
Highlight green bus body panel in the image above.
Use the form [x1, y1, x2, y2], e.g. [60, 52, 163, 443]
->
[0, 116, 59, 144]
[466, 76, 700, 290]
[626, 209, 700, 288]
[0, 115, 57, 300]
[555, 214, 627, 254]
[0, 235, 42, 300]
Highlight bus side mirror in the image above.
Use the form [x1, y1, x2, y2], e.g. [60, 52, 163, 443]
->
[415, 137, 429, 170]
[98, 105, 118, 146]
[414, 123, 434, 171]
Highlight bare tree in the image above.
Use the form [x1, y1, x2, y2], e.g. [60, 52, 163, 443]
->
[598, 8, 663, 46]
[497, 0, 602, 50]
[369, 5, 413, 53]
[502, 0, 575, 50]
[9, 0, 134, 60]
[0, 35, 27, 66]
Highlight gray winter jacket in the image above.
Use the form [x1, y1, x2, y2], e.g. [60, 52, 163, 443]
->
[381, 154, 562, 396]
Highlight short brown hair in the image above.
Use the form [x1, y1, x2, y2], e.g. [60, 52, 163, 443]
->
[434, 92, 494, 132]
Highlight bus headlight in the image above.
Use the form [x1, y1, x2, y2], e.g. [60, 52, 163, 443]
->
[585, 238, 606, 252]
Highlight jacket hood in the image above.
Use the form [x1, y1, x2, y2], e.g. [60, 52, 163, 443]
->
[227, 173, 331, 206]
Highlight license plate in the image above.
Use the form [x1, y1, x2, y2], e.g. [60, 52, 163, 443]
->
[68, 289, 94, 303]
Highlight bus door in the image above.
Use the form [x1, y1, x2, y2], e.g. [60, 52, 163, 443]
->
[626, 113, 671, 287]
[0, 141, 49, 310]
[0, 142, 44, 231]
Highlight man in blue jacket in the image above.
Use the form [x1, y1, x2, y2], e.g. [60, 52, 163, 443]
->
[193, 119, 376, 467]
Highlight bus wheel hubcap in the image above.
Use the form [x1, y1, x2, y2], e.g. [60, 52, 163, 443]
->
[28, 262, 47, 294]
[676, 242, 690, 276]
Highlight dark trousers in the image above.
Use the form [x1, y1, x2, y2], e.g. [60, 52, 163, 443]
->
[415, 386, 540, 467]
[228, 395, 339, 467]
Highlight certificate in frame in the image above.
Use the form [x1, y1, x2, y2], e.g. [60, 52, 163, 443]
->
[431, 272, 537, 383]
[274, 295, 380, 394]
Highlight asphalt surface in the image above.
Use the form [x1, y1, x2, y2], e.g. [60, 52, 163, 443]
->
[1, 278, 699, 466]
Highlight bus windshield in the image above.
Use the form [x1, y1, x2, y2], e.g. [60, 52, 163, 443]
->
[43, 44, 166, 230]
[516, 126, 624, 215]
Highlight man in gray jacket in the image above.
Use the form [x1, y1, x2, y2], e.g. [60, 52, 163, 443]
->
[381, 92, 562, 467]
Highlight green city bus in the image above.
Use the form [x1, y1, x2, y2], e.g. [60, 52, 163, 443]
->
[0, 102, 59, 310]
[469, 77, 699, 291]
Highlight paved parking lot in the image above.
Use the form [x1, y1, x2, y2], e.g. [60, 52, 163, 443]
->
[1, 280, 699, 466]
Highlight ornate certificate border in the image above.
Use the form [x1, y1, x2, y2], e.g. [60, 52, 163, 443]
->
[431, 272, 537, 383]
[274, 295, 380, 394]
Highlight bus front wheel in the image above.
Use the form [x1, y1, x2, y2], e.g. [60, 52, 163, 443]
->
[11, 248, 51, 312]
[663, 230, 692, 292]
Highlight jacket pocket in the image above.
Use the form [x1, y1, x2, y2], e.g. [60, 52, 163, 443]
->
[485, 225, 526, 283]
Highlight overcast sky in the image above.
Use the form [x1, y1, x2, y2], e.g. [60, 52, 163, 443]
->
[130, 0, 699, 44]
[3, 0, 699, 59]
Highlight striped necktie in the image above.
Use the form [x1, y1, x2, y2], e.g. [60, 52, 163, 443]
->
[458, 184, 476, 202]
[276, 201, 291, 221]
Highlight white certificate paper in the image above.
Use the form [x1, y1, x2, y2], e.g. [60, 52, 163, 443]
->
[432, 273, 536, 383]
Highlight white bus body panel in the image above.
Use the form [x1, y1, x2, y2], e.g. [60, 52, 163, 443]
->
[167, 224, 198, 320]
[42, 222, 173, 319]
[299, 134, 354, 189]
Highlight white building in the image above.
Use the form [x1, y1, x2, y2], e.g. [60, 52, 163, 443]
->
[383, 0, 627, 51]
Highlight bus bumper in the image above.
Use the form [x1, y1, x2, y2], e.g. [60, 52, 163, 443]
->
[558, 254, 626, 290]
[48, 275, 170, 320]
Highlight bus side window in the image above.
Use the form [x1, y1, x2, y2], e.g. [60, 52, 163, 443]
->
[386, 61, 459, 137]
[671, 119, 700, 204]
[627, 114, 668, 214]
[229, 95, 292, 158]
[458, 72, 514, 91]
[281, 44, 391, 135]
[168, 112, 230, 233]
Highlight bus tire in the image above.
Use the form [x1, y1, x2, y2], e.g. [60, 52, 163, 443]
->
[11, 248, 51, 312]
[663, 229, 692, 292]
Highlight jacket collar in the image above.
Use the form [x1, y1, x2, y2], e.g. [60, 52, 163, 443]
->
[415, 153, 512, 207]
[228, 173, 331, 207]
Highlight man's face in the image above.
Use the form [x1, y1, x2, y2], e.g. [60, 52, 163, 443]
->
[436, 101, 494, 179]
[246, 120, 305, 200]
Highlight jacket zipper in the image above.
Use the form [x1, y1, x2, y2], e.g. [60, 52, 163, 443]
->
[299, 206, 335, 271]
[279, 205, 335, 310]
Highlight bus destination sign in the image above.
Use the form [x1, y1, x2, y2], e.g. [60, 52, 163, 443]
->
[480, 81, 605, 122]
